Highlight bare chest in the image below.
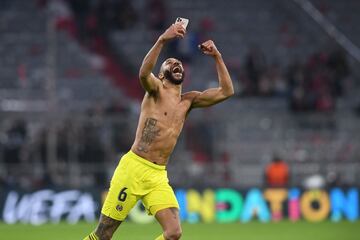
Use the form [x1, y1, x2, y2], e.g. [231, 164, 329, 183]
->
[157, 98, 189, 127]
[141, 89, 192, 129]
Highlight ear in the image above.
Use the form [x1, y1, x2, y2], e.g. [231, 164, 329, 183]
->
[158, 72, 164, 80]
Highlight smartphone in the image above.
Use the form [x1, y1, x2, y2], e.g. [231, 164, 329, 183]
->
[175, 17, 189, 30]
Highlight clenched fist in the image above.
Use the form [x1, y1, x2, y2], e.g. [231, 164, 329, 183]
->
[199, 40, 221, 58]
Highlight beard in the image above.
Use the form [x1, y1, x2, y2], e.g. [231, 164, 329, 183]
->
[164, 69, 185, 85]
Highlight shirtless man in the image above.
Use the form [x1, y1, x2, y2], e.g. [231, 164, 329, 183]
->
[83, 23, 234, 240]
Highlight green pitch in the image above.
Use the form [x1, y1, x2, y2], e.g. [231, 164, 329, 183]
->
[0, 221, 359, 240]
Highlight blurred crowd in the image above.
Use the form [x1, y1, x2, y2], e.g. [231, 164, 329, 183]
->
[0, 113, 221, 190]
[35, 0, 352, 113]
[37, 0, 169, 46]
[1, 0, 357, 191]
[236, 47, 350, 112]
[0, 101, 133, 190]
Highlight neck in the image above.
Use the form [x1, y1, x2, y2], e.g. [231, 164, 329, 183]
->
[163, 79, 182, 95]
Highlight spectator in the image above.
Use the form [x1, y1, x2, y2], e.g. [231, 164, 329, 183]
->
[113, 0, 138, 30]
[67, 0, 91, 41]
[145, 0, 167, 31]
[186, 120, 213, 163]
[167, 17, 215, 63]
[1, 119, 27, 187]
[167, 31, 200, 63]
[327, 48, 349, 97]
[265, 156, 289, 187]
[269, 64, 287, 97]
[3, 119, 27, 166]
[243, 46, 267, 96]
[286, 48, 348, 112]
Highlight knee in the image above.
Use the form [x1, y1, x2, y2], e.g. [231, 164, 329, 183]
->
[164, 227, 182, 240]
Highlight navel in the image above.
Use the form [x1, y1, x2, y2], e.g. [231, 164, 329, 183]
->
[164, 112, 167, 116]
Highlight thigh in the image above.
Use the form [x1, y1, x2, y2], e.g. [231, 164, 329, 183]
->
[101, 157, 139, 221]
[95, 214, 122, 239]
[155, 207, 181, 232]
[101, 184, 138, 221]
[142, 183, 179, 215]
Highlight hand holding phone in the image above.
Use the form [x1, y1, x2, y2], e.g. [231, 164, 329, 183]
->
[160, 18, 189, 42]
[175, 17, 189, 30]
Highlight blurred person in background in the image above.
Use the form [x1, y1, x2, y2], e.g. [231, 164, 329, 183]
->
[83, 21, 234, 240]
[2, 119, 27, 186]
[167, 17, 215, 64]
[112, 0, 138, 30]
[145, 0, 168, 31]
[265, 156, 289, 187]
[243, 46, 267, 96]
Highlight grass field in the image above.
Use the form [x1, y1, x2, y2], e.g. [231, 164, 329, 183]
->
[1, 221, 359, 240]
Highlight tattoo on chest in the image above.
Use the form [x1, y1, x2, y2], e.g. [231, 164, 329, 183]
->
[137, 118, 160, 153]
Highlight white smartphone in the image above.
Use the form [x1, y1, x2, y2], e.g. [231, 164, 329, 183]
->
[175, 17, 189, 30]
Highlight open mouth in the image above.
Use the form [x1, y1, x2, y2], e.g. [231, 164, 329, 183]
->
[172, 65, 182, 74]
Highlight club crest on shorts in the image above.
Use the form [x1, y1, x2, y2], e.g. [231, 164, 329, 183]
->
[116, 205, 123, 211]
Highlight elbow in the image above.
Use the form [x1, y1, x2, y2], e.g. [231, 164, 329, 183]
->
[221, 78, 235, 97]
[219, 90, 234, 101]
[228, 87, 235, 97]
[224, 87, 235, 98]
[219, 88, 234, 100]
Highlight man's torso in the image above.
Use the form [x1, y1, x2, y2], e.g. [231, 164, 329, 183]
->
[131, 83, 195, 165]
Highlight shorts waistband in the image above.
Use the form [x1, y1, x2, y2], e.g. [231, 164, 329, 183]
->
[125, 150, 166, 170]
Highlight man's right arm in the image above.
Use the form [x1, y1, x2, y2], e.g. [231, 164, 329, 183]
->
[139, 24, 186, 94]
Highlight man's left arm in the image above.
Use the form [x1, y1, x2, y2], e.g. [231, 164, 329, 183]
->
[190, 40, 234, 108]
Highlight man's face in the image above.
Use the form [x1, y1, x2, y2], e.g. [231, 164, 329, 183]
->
[160, 58, 185, 85]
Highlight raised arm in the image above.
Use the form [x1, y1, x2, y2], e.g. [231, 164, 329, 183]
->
[189, 40, 234, 108]
[139, 24, 186, 94]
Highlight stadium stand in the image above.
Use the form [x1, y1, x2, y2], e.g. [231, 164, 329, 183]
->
[0, 0, 359, 190]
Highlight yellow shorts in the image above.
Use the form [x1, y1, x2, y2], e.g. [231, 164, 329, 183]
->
[101, 151, 179, 221]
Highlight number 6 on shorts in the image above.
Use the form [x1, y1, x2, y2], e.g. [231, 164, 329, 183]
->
[118, 187, 128, 202]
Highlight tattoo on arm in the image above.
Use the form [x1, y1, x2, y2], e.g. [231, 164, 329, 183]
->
[137, 118, 160, 152]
